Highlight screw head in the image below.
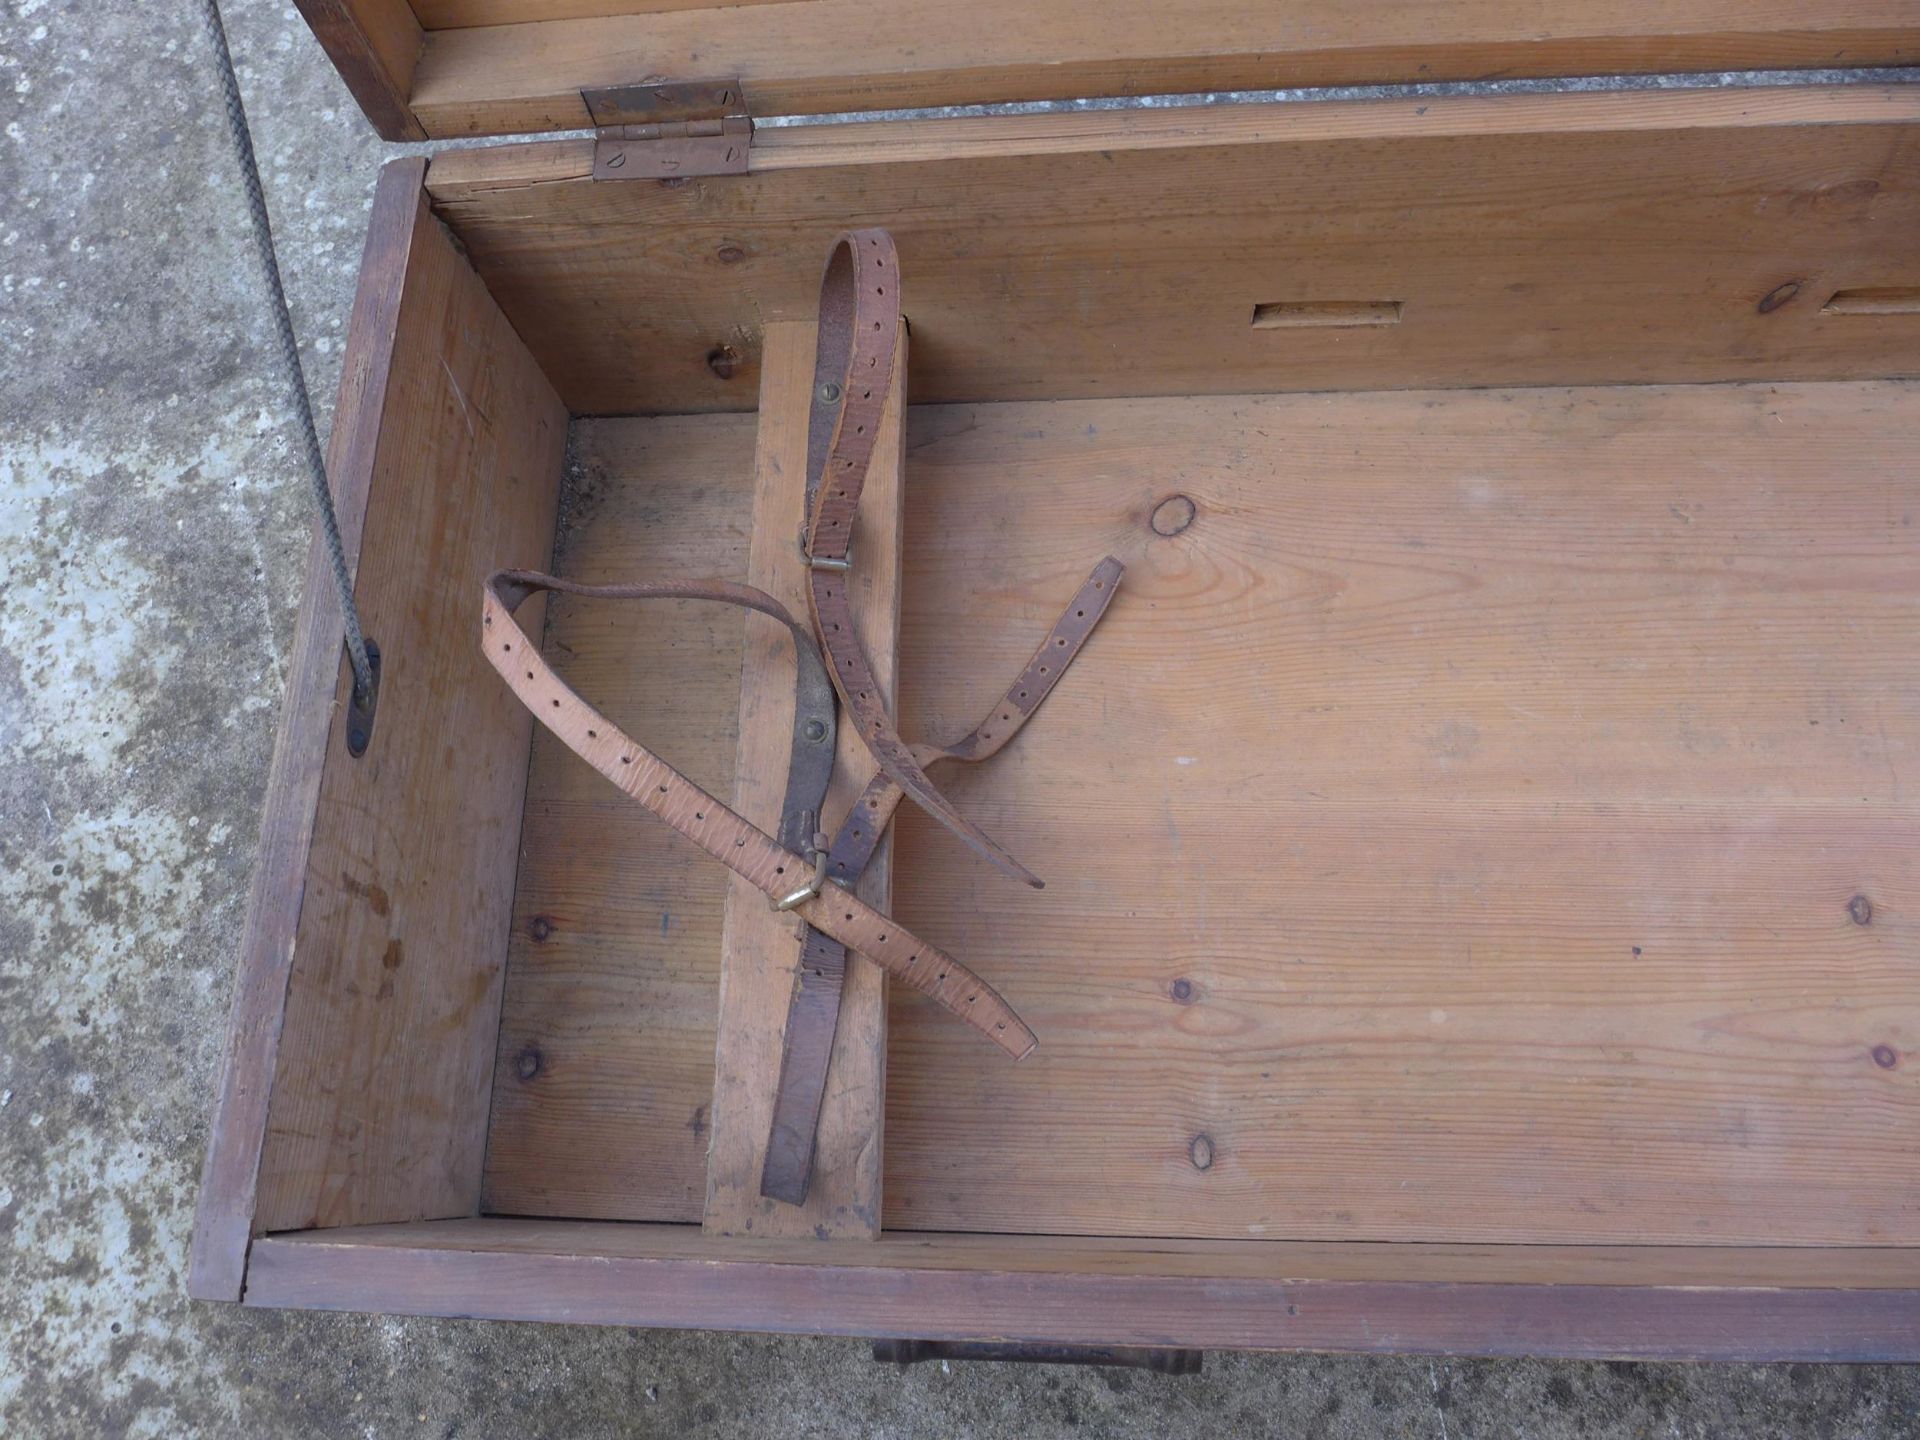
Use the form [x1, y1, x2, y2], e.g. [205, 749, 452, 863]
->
[817, 381, 843, 405]
[803, 718, 828, 743]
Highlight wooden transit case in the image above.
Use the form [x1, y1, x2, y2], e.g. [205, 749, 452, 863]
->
[190, 0, 1920, 1361]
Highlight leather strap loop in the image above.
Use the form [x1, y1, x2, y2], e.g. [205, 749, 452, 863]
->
[803, 230, 1042, 889]
[826, 556, 1126, 886]
[482, 569, 1036, 1060]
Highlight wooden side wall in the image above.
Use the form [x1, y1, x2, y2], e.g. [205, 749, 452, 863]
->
[402, 3, 1920, 137]
[243, 164, 569, 1237]
[193, 159, 433, 1300]
[426, 87, 1920, 415]
[245, 1219, 1920, 1360]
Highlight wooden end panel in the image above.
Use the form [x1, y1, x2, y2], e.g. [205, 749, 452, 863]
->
[190, 158, 431, 1302]
[702, 320, 906, 1238]
[425, 87, 1920, 415]
[294, 0, 428, 142]
[404, 2, 1920, 138]
[246, 170, 568, 1237]
[244, 1222, 1920, 1360]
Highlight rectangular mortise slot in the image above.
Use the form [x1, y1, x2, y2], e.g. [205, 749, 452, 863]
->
[1251, 299, 1403, 330]
[1821, 287, 1920, 316]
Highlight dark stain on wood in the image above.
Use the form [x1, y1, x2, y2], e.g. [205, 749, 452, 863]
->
[340, 872, 391, 917]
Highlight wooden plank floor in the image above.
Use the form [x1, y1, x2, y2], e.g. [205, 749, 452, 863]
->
[482, 414, 756, 1220]
[486, 380, 1920, 1243]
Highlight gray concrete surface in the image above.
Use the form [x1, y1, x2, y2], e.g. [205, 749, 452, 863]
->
[0, 2, 1915, 1434]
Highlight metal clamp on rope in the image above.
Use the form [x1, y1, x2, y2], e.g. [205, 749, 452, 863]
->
[773, 834, 832, 911]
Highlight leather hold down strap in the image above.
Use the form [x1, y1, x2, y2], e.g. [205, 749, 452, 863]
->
[760, 555, 1125, 1204]
[824, 557, 1126, 888]
[802, 230, 1044, 891]
[481, 569, 1037, 1060]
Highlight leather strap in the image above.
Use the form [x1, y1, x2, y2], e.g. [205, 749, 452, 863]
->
[758, 924, 853, 1205]
[825, 557, 1126, 886]
[491, 571, 836, 854]
[482, 569, 1036, 1060]
[803, 229, 1041, 891]
[760, 557, 1126, 1203]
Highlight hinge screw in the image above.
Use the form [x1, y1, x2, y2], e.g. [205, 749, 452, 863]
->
[605, 150, 626, 170]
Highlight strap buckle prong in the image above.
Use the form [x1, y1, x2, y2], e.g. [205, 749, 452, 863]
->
[772, 835, 832, 911]
[799, 534, 853, 572]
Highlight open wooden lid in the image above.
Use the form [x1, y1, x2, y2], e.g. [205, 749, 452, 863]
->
[301, 0, 1918, 142]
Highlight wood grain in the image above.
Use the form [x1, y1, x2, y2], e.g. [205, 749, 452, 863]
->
[704, 320, 905, 1238]
[244, 1217, 1920, 1287]
[246, 1219, 1920, 1359]
[253, 183, 568, 1233]
[880, 380, 1920, 1245]
[480, 414, 758, 1221]
[412, 0, 801, 29]
[425, 87, 1920, 415]
[293, 0, 426, 142]
[190, 159, 432, 1301]
[473, 381, 1920, 1243]
[402, 1, 1920, 137]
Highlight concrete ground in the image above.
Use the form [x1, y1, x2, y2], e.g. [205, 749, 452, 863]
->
[0, 1, 1915, 1434]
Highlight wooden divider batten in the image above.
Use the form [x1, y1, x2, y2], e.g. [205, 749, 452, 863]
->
[703, 320, 907, 1237]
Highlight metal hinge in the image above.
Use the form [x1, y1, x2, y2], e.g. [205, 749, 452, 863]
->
[584, 79, 752, 180]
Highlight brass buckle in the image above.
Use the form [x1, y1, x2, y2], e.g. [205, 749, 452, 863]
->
[800, 535, 853, 572]
[773, 835, 832, 911]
